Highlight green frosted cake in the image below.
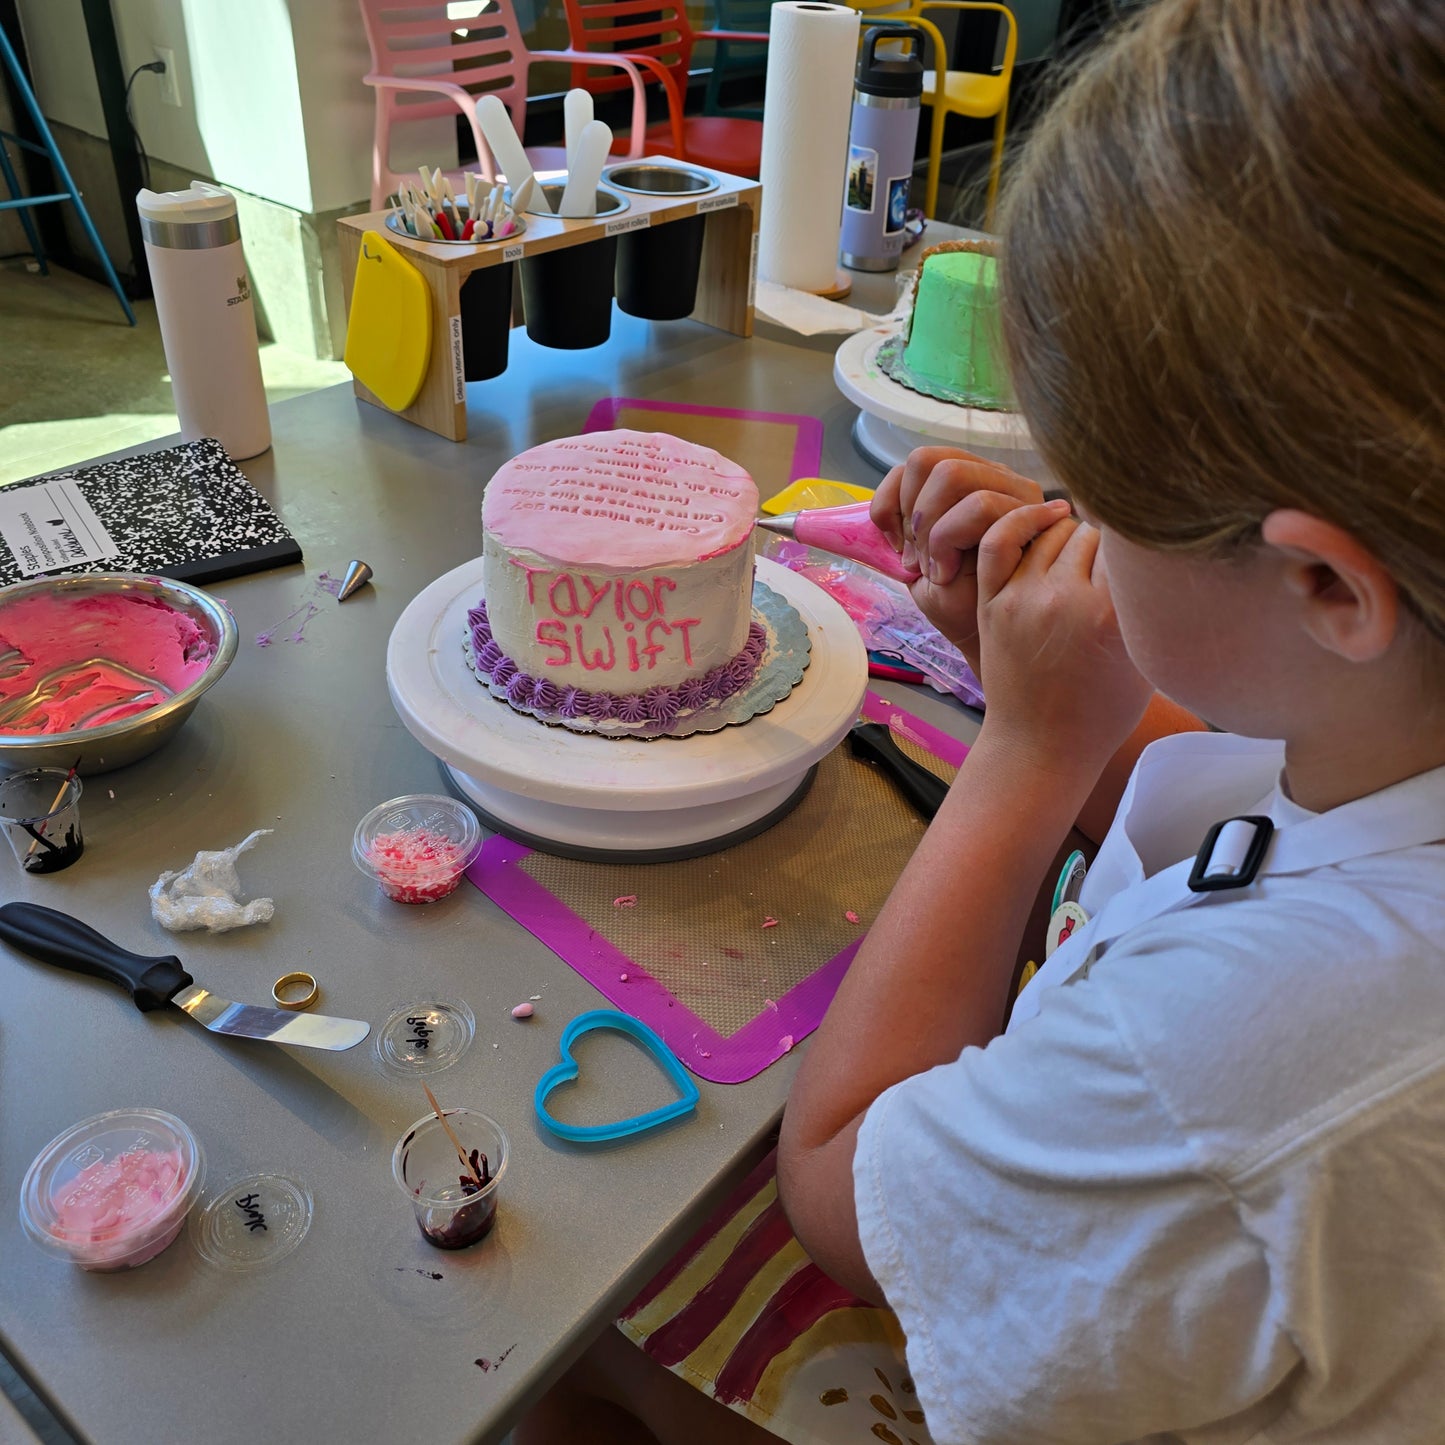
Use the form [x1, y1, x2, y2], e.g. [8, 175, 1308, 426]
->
[878, 240, 1014, 410]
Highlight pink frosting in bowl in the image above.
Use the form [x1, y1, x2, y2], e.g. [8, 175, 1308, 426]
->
[20, 1107, 205, 1271]
[0, 575, 237, 772]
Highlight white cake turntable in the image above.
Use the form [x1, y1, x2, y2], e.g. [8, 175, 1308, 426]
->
[833, 324, 1053, 486]
[387, 556, 868, 861]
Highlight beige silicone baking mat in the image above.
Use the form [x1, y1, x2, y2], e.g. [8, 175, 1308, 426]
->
[470, 692, 967, 1081]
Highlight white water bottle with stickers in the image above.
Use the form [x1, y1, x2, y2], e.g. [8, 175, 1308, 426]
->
[137, 182, 271, 460]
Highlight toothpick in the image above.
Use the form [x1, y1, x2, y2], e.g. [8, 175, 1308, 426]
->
[422, 1083, 484, 1186]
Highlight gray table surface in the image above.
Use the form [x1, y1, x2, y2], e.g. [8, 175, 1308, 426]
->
[0, 231, 981, 1445]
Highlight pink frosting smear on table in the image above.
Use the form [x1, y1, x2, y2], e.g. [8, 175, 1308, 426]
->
[0, 591, 214, 735]
[52, 1145, 187, 1268]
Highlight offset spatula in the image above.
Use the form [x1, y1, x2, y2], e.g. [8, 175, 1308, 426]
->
[848, 722, 949, 821]
[0, 903, 370, 1052]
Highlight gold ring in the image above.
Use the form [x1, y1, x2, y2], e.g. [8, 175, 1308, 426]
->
[272, 971, 319, 1011]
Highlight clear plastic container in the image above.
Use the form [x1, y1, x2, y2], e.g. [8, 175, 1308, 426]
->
[20, 1107, 204, 1271]
[353, 794, 483, 904]
[392, 1109, 507, 1250]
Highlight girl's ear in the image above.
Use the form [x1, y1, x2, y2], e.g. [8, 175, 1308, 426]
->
[1261, 510, 1399, 664]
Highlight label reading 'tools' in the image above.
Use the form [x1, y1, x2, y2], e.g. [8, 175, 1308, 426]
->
[502, 243, 524, 262]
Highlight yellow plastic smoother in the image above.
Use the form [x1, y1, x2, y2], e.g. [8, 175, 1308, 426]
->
[761, 478, 876, 515]
[344, 230, 432, 412]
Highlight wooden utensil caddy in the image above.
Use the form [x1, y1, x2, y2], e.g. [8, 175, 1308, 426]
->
[337, 163, 761, 443]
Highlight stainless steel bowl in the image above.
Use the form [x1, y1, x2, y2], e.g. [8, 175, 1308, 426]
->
[603, 162, 719, 197]
[0, 574, 238, 775]
[524, 181, 629, 219]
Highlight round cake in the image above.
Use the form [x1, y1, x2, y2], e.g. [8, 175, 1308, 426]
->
[475, 430, 763, 730]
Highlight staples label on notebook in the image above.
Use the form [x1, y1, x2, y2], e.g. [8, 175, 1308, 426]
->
[0, 480, 119, 576]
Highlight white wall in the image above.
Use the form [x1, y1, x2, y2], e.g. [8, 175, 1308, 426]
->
[289, 0, 376, 212]
[14, 0, 440, 214]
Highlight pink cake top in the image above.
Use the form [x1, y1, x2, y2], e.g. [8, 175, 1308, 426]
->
[0, 590, 215, 735]
[482, 430, 758, 567]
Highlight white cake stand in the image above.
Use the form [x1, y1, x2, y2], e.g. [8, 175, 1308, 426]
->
[833, 325, 1041, 475]
[387, 556, 868, 859]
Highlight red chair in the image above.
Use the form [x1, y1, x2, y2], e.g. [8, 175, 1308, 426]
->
[560, 0, 768, 176]
[360, 0, 649, 208]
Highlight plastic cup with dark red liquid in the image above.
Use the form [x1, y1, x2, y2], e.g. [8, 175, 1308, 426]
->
[392, 1109, 508, 1250]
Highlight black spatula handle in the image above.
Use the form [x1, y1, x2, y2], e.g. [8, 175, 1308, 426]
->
[0, 902, 192, 1012]
[848, 722, 950, 821]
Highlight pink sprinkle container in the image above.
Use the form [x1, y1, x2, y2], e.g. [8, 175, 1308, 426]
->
[20, 1107, 205, 1271]
[353, 794, 483, 904]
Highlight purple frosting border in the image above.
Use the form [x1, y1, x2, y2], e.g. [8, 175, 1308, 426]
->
[466, 600, 768, 727]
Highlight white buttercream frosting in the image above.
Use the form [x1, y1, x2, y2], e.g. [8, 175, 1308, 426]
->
[480, 431, 758, 694]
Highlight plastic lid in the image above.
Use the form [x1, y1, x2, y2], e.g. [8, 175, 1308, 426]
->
[856, 25, 926, 96]
[353, 794, 483, 904]
[20, 1107, 204, 1270]
[135, 180, 237, 223]
[190, 1170, 313, 1270]
[374, 998, 477, 1076]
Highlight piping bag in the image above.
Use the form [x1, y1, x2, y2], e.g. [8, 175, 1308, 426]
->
[754, 500, 920, 584]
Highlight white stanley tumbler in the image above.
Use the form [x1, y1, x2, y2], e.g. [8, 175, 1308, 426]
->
[137, 182, 271, 460]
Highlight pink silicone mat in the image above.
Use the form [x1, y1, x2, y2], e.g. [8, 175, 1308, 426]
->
[466, 692, 966, 1082]
[581, 398, 824, 504]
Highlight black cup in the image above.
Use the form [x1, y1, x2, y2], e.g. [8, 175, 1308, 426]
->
[519, 180, 627, 350]
[459, 263, 513, 381]
[606, 163, 715, 321]
[520, 238, 618, 349]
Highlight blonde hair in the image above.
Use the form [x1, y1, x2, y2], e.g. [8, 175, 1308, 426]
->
[997, 0, 1445, 635]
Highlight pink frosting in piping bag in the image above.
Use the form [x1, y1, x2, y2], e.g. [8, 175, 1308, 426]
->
[0, 591, 214, 735]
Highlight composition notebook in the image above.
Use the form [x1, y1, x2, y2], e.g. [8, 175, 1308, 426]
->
[0, 437, 302, 587]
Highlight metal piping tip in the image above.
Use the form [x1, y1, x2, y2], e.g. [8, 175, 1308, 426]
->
[337, 559, 374, 602]
[753, 513, 798, 537]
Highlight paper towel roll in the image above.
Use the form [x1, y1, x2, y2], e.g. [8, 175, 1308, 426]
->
[757, 1, 860, 293]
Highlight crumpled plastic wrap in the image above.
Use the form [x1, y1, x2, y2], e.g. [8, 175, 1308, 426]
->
[149, 829, 275, 933]
[762, 537, 985, 709]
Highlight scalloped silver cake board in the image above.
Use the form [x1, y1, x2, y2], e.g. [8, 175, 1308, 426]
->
[386, 556, 869, 857]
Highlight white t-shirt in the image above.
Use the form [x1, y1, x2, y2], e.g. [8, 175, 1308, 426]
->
[854, 732, 1445, 1444]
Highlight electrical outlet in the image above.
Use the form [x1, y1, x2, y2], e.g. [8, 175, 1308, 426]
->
[154, 46, 180, 106]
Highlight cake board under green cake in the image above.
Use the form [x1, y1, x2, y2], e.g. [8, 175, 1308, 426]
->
[878, 238, 1016, 411]
[832, 323, 1037, 469]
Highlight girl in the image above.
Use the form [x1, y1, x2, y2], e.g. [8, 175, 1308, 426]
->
[521, 0, 1445, 1438]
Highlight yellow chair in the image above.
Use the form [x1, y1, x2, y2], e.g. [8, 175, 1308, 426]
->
[846, 0, 1017, 224]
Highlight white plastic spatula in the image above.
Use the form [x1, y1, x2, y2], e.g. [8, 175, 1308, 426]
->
[476, 94, 550, 215]
[558, 118, 612, 218]
[509, 174, 536, 218]
[564, 88, 593, 173]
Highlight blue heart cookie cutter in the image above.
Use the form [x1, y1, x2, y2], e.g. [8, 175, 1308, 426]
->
[534, 1010, 700, 1143]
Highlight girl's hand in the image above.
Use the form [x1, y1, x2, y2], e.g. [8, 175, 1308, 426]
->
[870, 448, 1045, 658]
[975, 501, 1153, 771]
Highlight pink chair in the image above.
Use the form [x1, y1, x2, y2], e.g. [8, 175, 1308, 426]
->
[359, 0, 649, 208]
